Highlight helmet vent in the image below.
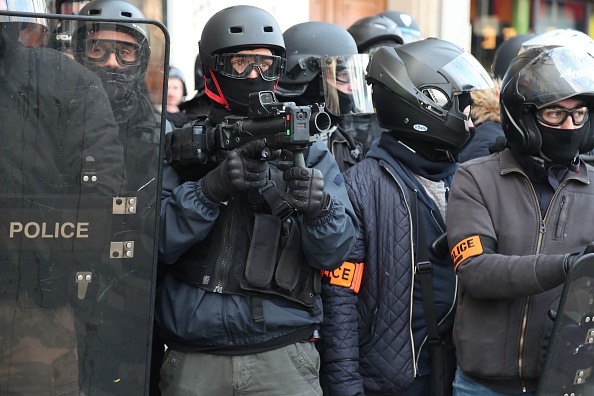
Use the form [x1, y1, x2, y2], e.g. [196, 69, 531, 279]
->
[88, 9, 101, 16]
[264, 26, 273, 32]
[230, 26, 243, 34]
[121, 12, 132, 18]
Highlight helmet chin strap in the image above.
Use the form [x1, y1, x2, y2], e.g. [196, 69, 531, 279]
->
[204, 69, 230, 110]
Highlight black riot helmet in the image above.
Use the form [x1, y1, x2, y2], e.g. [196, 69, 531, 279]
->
[277, 21, 373, 116]
[73, 0, 151, 74]
[198, 5, 285, 114]
[347, 15, 404, 54]
[378, 11, 422, 44]
[500, 45, 594, 157]
[491, 33, 536, 80]
[367, 38, 493, 162]
[199, 5, 285, 59]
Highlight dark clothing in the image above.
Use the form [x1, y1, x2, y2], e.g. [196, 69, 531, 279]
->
[165, 109, 191, 128]
[179, 92, 211, 121]
[322, 125, 365, 173]
[156, 111, 358, 354]
[319, 134, 457, 395]
[339, 113, 386, 151]
[0, 46, 125, 196]
[458, 120, 504, 163]
[446, 149, 594, 393]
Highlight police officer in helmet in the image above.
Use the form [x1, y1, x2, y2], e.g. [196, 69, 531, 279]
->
[447, 45, 594, 394]
[277, 21, 373, 172]
[319, 38, 493, 396]
[73, 0, 153, 131]
[344, 14, 404, 150]
[157, 6, 357, 395]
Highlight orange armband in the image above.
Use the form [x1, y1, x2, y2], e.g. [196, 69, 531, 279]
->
[451, 235, 483, 269]
[321, 261, 364, 293]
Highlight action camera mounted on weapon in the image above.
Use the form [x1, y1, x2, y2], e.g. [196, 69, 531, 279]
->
[165, 91, 331, 174]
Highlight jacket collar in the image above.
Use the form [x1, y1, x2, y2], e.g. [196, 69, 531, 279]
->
[499, 148, 590, 184]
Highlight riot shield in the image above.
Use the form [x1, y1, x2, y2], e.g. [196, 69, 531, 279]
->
[537, 254, 594, 396]
[0, 8, 167, 396]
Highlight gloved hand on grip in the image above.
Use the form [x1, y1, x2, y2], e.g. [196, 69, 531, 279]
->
[282, 167, 331, 219]
[563, 242, 594, 275]
[201, 139, 268, 203]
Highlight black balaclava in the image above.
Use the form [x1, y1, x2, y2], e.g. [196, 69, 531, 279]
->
[86, 65, 141, 106]
[85, 63, 145, 125]
[207, 72, 277, 116]
[336, 90, 355, 114]
[537, 121, 587, 165]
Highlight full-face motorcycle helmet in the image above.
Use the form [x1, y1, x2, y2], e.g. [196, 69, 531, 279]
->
[500, 45, 594, 158]
[367, 38, 493, 162]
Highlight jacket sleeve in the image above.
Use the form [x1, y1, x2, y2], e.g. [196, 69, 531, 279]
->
[157, 161, 220, 264]
[318, 168, 366, 396]
[319, 285, 363, 396]
[446, 164, 566, 299]
[300, 138, 359, 271]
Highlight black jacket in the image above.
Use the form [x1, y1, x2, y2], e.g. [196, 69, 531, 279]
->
[156, 110, 358, 353]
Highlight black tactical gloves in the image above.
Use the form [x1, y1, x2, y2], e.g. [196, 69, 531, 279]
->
[563, 243, 594, 275]
[201, 139, 268, 203]
[282, 167, 331, 219]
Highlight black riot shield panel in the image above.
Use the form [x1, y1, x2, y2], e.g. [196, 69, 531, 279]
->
[0, 8, 167, 396]
[537, 254, 594, 396]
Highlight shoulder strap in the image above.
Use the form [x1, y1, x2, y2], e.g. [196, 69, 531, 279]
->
[408, 185, 441, 345]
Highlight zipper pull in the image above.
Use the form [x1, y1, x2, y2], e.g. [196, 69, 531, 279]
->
[539, 220, 546, 234]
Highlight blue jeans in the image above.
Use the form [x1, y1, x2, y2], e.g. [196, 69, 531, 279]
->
[453, 368, 535, 396]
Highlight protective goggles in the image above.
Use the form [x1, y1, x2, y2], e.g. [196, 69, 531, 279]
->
[213, 53, 285, 81]
[535, 106, 589, 127]
[83, 39, 142, 66]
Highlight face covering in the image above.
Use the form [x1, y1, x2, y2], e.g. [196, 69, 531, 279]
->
[86, 65, 142, 107]
[214, 73, 277, 115]
[538, 122, 586, 164]
[335, 90, 355, 115]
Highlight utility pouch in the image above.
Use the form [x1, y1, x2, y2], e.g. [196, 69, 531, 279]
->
[241, 212, 320, 312]
[244, 213, 281, 287]
[275, 218, 300, 290]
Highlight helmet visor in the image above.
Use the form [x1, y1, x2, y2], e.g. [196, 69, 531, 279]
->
[440, 51, 494, 93]
[321, 54, 374, 115]
[515, 47, 594, 108]
[214, 53, 285, 81]
[0, 0, 48, 26]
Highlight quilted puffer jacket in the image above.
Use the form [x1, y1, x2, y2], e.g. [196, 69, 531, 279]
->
[318, 135, 457, 395]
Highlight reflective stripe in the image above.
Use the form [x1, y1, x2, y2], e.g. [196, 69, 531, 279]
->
[321, 261, 364, 293]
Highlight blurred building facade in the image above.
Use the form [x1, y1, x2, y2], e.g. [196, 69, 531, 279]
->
[50, 0, 594, 93]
